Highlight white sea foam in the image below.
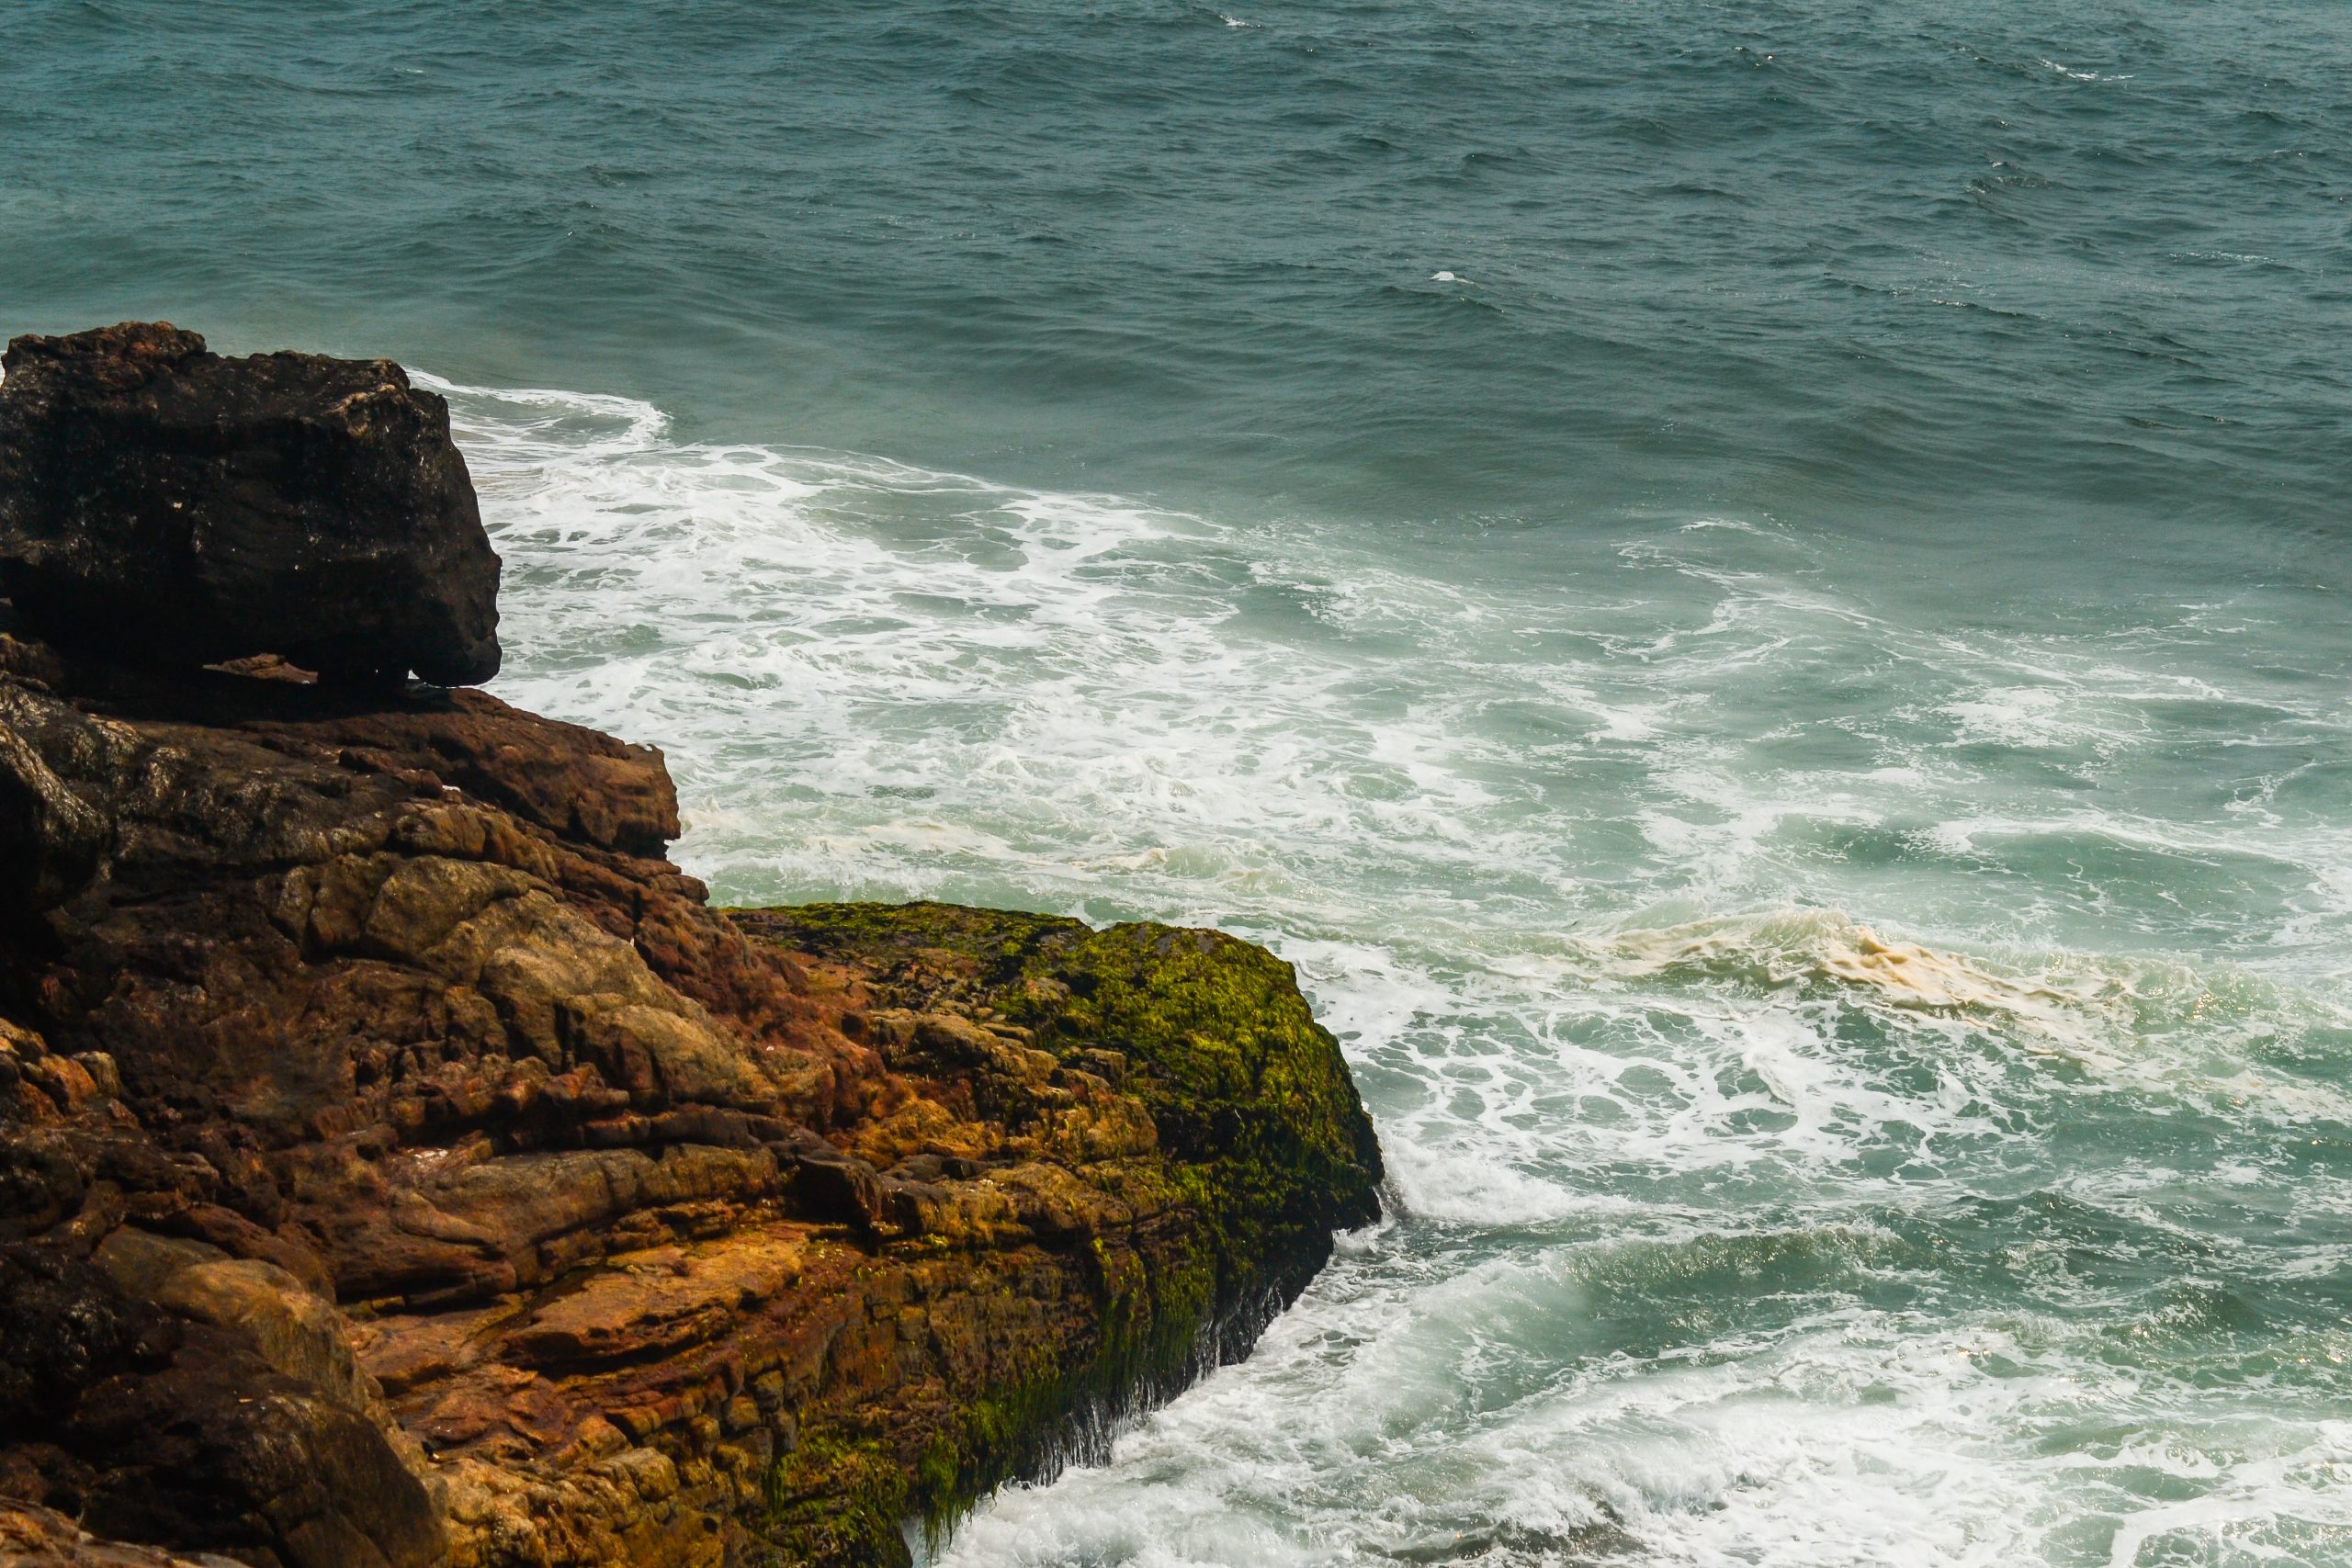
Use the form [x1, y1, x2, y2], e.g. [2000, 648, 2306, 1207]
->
[930, 1245, 2352, 1568]
[421, 371, 2352, 1567]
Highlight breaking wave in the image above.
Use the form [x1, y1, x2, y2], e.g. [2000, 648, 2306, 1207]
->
[423, 372, 2352, 1568]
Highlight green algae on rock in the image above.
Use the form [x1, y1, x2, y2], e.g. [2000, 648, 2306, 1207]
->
[727, 901, 1384, 1565]
[738, 903, 1382, 1325]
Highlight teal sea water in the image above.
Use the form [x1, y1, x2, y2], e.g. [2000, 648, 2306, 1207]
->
[10, 3, 2352, 1562]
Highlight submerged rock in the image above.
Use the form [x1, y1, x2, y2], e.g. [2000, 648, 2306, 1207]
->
[0, 322, 500, 688]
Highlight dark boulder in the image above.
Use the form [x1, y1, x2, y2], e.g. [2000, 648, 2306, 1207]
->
[0, 322, 500, 687]
[0, 1243, 444, 1568]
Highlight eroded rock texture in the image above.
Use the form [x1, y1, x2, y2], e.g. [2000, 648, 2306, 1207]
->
[0, 324, 501, 687]
[0, 637, 1382, 1568]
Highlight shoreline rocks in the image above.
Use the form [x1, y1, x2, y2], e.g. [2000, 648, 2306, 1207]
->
[0, 324, 501, 688]
[0, 330, 1382, 1568]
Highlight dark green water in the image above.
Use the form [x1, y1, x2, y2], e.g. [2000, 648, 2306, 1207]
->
[8, 3, 2352, 1562]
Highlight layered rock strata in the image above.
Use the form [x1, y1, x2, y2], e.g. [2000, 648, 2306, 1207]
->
[0, 328, 1382, 1568]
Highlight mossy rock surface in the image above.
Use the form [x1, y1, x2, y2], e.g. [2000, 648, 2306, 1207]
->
[728, 900, 1385, 1563]
[742, 901, 1383, 1278]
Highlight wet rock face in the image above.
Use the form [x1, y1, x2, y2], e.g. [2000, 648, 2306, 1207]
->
[0, 323, 500, 687]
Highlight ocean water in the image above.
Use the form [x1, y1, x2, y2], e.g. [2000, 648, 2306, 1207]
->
[9, 3, 2352, 1564]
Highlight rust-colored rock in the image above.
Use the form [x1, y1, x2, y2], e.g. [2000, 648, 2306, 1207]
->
[0, 632, 1381, 1568]
[0, 1501, 232, 1567]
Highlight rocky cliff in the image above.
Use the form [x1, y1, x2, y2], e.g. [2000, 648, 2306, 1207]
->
[0, 326, 1383, 1568]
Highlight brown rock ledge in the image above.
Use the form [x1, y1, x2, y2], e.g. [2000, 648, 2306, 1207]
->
[0, 634, 1384, 1567]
